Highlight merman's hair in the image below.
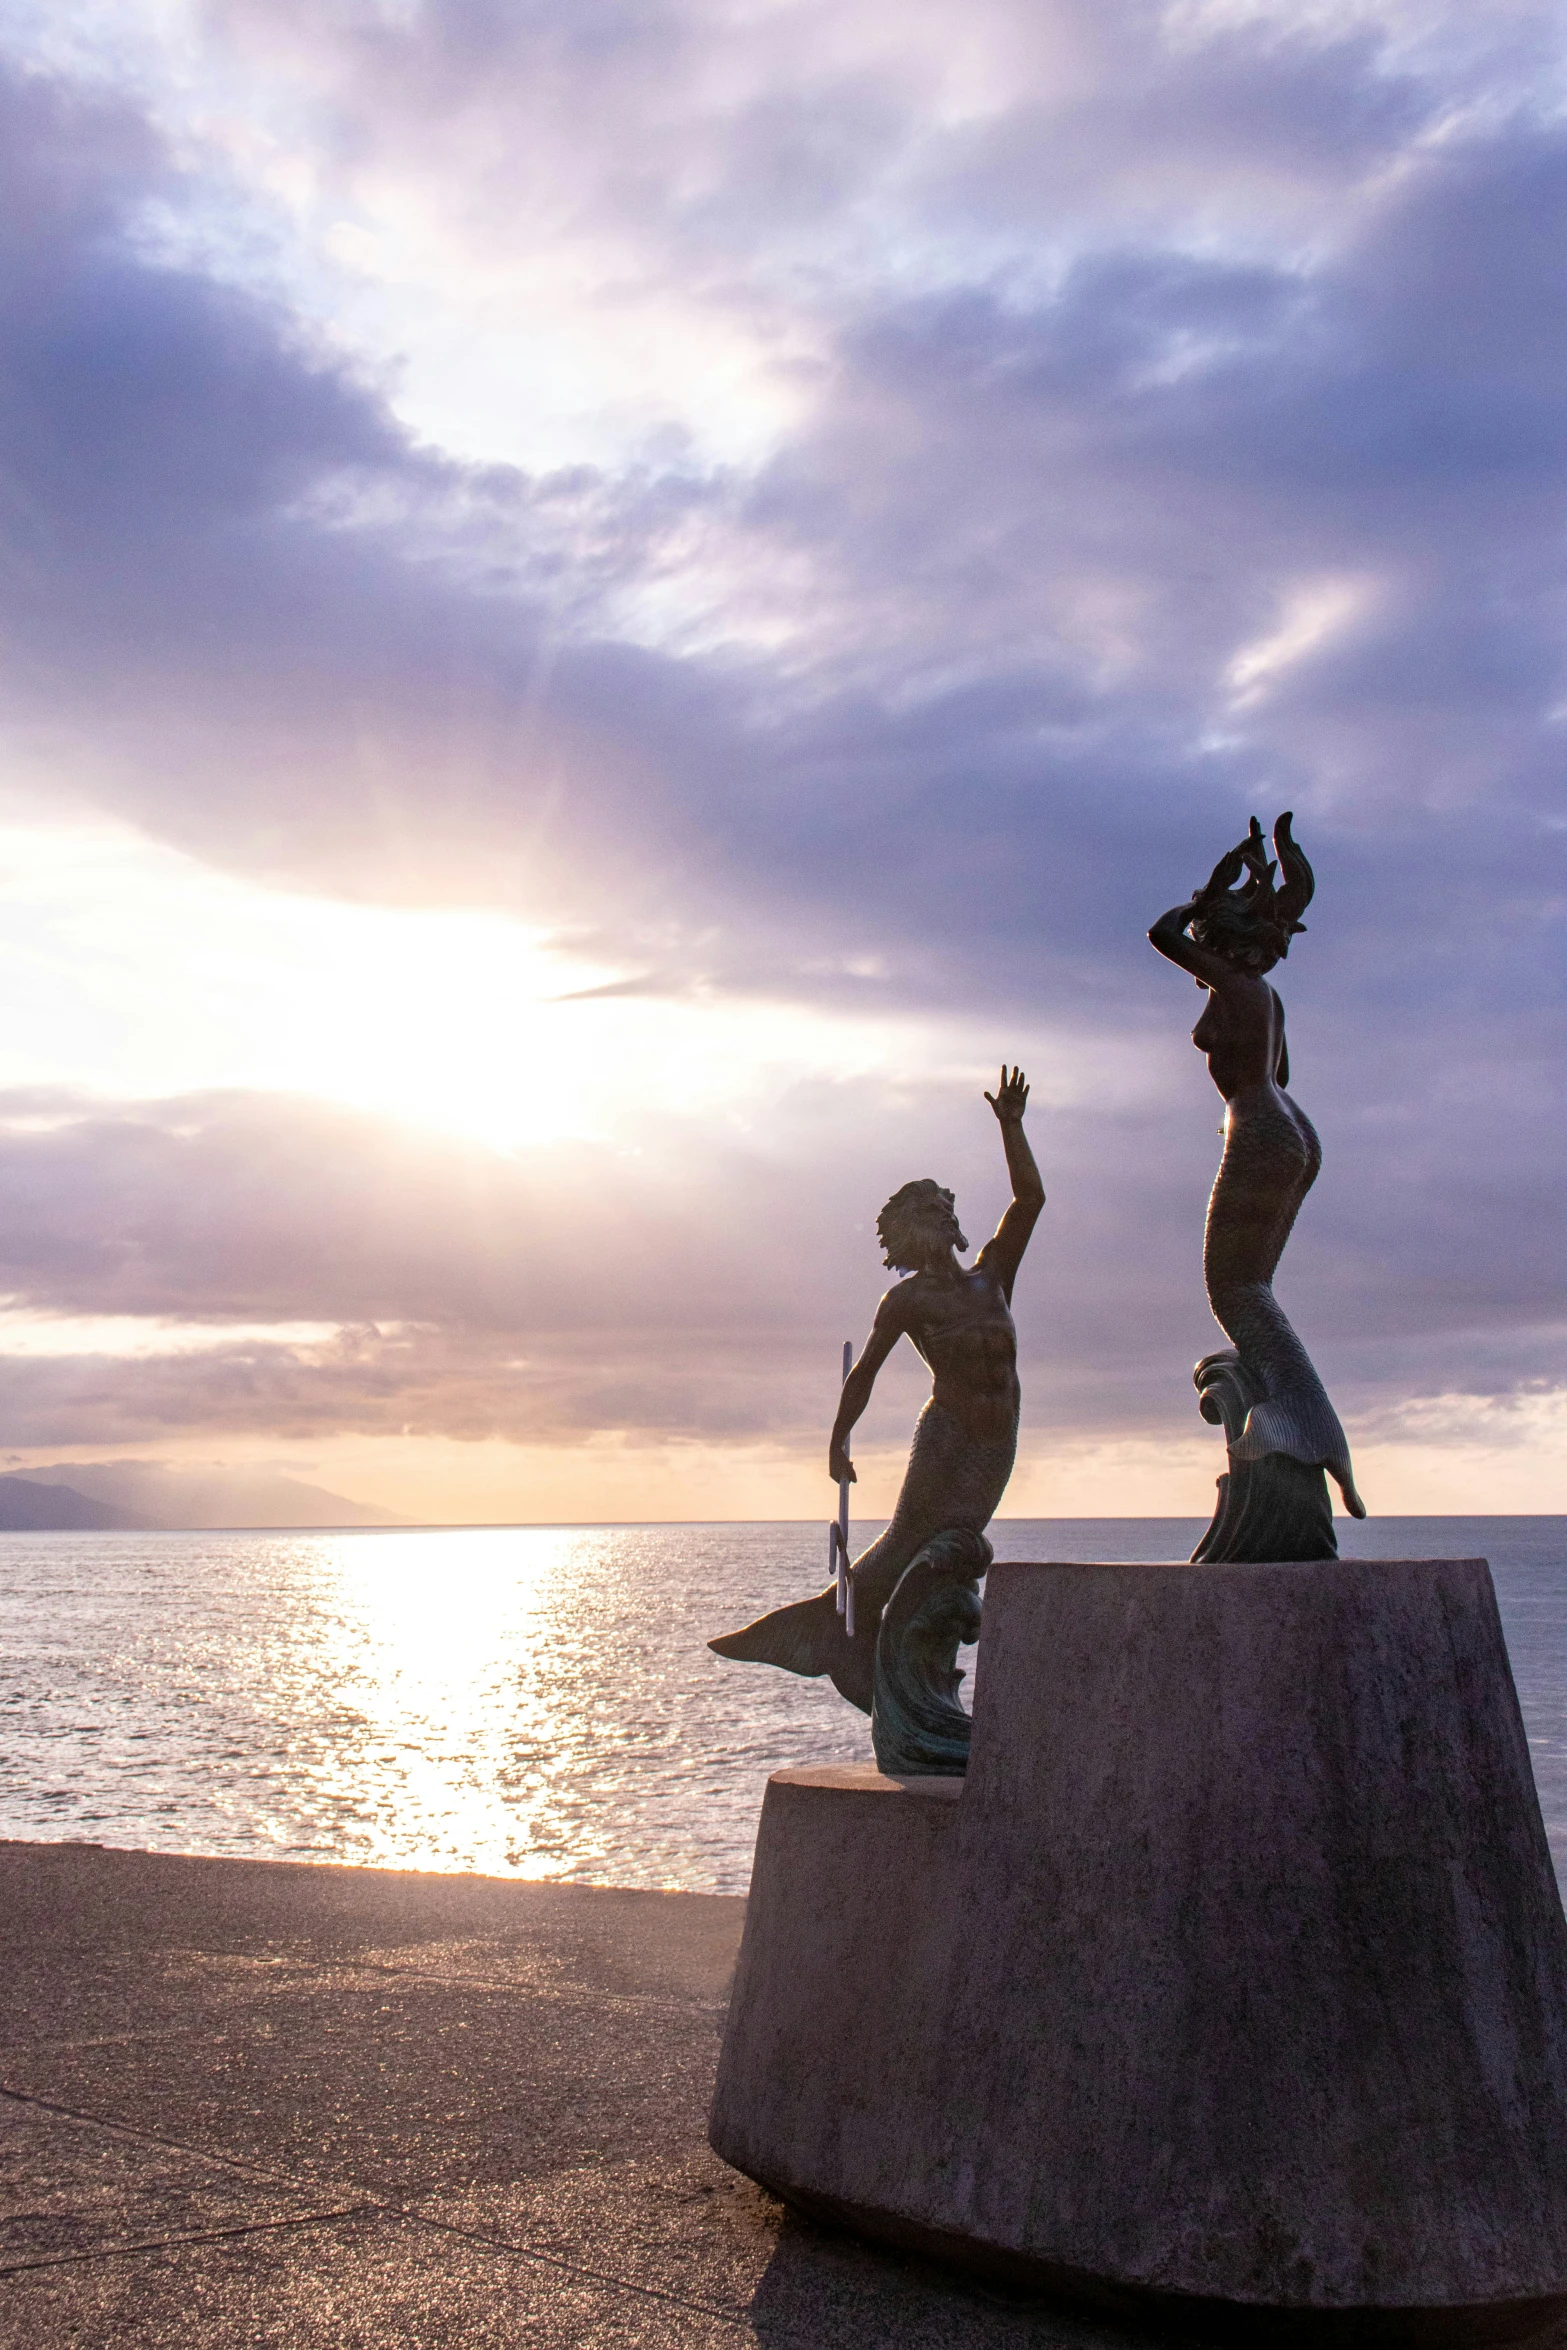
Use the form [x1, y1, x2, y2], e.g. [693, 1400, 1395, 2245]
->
[876, 1179, 967, 1272]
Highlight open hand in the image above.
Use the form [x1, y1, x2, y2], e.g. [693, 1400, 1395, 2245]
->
[984, 1065, 1029, 1124]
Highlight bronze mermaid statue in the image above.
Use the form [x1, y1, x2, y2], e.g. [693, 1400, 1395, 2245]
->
[1150, 812, 1365, 1561]
[709, 1068, 1043, 1715]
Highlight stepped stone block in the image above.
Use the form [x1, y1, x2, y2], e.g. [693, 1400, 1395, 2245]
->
[711, 1558, 1567, 2343]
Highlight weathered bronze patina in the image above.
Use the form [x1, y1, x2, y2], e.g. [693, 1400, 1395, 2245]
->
[868, 1528, 989, 1776]
[709, 1069, 1042, 1714]
[1150, 813, 1365, 1561]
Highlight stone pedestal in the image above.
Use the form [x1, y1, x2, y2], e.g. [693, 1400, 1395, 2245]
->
[710, 1559, 1567, 2343]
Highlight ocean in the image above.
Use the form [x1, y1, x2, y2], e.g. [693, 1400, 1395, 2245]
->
[2, 1517, 1564, 1897]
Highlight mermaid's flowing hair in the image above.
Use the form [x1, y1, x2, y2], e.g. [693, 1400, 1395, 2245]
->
[1191, 811, 1315, 976]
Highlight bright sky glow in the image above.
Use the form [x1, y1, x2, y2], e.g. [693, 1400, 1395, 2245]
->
[0, 1306, 345, 1357]
[7, 0, 831, 475]
[1227, 577, 1379, 707]
[0, 812, 1098, 1152]
[0, 815, 612, 1147]
[0, 0, 1395, 487]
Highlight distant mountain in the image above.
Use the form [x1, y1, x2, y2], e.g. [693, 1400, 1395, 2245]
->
[1, 1463, 411, 1530]
[0, 1476, 153, 1532]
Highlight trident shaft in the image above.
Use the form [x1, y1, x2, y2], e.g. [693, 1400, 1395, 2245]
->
[831, 1338, 854, 1636]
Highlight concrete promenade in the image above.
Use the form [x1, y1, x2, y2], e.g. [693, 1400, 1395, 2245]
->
[0, 1840, 1172, 2350]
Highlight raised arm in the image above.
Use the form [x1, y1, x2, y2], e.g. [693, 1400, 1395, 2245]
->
[1148, 899, 1235, 989]
[975, 1065, 1044, 1298]
[828, 1289, 909, 1484]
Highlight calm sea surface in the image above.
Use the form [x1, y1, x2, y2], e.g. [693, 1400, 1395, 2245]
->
[2, 1517, 1564, 1896]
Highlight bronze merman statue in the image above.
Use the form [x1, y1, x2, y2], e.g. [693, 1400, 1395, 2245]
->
[1150, 812, 1366, 1562]
[709, 1068, 1043, 1715]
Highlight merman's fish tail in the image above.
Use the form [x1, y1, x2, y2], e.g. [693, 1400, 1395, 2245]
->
[709, 1584, 876, 1714]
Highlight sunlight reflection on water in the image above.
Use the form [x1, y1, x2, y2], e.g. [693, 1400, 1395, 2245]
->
[0, 1524, 882, 1891]
[2, 1517, 1564, 1894]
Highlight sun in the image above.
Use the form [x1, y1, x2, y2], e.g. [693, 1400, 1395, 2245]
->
[255, 900, 620, 1152]
[0, 813, 1035, 1161]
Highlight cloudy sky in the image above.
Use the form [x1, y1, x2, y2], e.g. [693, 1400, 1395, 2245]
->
[0, 0, 1560, 1522]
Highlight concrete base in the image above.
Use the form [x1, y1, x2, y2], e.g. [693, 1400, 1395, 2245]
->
[710, 1558, 1567, 2343]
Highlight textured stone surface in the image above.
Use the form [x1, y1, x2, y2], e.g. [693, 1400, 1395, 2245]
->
[0, 1838, 1183, 2348]
[0, 2097, 338, 2268]
[711, 1557, 1567, 2343]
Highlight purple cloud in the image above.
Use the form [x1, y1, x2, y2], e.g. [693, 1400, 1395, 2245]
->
[0, 2, 1560, 1476]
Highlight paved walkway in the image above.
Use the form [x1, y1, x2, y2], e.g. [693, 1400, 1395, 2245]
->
[0, 1840, 1180, 2349]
